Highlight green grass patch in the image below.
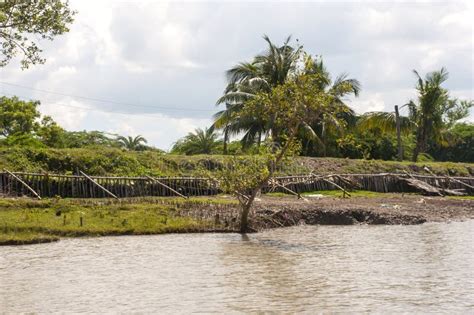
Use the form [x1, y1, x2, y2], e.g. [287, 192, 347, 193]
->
[0, 230, 59, 246]
[266, 190, 412, 198]
[0, 197, 233, 246]
[447, 195, 474, 200]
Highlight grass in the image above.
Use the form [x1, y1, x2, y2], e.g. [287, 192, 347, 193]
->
[0, 231, 59, 246]
[0, 197, 235, 246]
[447, 195, 474, 200]
[0, 147, 472, 176]
[267, 189, 474, 200]
[266, 190, 399, 198]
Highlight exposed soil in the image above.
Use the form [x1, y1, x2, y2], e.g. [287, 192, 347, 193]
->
[249, 195, 474, 230]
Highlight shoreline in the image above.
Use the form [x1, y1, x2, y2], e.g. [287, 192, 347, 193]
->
[1, 193, 472, 246]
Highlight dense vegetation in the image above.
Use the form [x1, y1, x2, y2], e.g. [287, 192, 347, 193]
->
[0, 36, 472, 171]
[177, 37, 473, 162]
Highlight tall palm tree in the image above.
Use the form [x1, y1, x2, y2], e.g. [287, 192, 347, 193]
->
[358, 67, 472, 161]
[299, 56, 361, 156]
[116, 135, 147, 151]
[409, 68, 450, 161]
[171, 127, 222, 155]
[213, 35, 303, 151]
[214, 38, 361, 154]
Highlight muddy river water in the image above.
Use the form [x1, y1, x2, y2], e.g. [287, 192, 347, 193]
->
[1, 221, 473, 313]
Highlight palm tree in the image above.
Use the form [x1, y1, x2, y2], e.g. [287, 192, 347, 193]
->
[213, 35, 303, 151]
[409, 68, 450, 162]
[171, 127, 222, 155]
[116, 135, 147, 151]
[358, 67, 472, 161]
[214, 38, 361, 154]
[299, 56, 361, 156]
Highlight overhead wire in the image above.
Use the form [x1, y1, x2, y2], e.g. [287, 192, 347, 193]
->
[0, 81, 217, 113]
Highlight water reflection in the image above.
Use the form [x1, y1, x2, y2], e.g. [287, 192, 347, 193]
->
[0, 221, 473, 313]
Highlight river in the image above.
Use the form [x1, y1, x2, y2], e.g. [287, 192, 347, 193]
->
[1, 221, 473, 313]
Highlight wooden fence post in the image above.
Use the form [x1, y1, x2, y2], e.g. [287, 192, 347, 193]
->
[3, 169, 42, 200]
[79, 171, 119, 199]
[145, 175, 188, 199]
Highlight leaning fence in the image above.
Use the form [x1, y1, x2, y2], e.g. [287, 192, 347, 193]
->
[1, 170, 473, 199]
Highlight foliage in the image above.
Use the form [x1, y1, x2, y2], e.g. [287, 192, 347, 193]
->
[0, 0, 75, 68]
[36, 116, 67, 147]
[0, 96, 40, 136]
[2, 132, 46, 148]
[213, 36, 360, 155]
[429, 123, 474, 163]
[171, 128, 222, 155]
[116, 135, 148, 151]
[210, 73, 346, 231]
[355, 68, 473, 162]
[409, 68, 472, 161]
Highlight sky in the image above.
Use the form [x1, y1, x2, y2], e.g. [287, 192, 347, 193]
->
[1, 0, 473, 151]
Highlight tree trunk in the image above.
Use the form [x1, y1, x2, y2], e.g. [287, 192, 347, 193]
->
[321, 123, 327, 157]
[240, 203, 252, 233]
[412, 129, 424, 162]
[395, 105, 403, 161]
[238, 127, 300, 233]
[223, 128, 229, 155]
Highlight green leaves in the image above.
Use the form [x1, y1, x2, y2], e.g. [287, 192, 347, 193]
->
[116, 135, 148, 151]
[0, 96, 41, 136]
[0, 0, 75, 68]
[171, 128, 222, 155]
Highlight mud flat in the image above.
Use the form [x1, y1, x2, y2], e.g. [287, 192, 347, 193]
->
[250, 194, 474, 230]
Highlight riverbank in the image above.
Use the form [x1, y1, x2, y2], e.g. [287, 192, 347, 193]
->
[0, 197, 237, 246]
[1, 192, 472, 245]
[1, 147, 473, 176]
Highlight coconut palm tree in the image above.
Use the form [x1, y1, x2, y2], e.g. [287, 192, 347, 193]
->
[213, 35, 303, 151]
[116, 135, 147, 151]
[358, 67, 472, 161]
[171, 127, 222, 155]
[299, 56, 361, 156]
[409, 68, 451, 161]
[214, 38, 361, 154]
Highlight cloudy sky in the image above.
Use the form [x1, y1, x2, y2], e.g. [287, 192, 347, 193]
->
[1, 0, 473, 150]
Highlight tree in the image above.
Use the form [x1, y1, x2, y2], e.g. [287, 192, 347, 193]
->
[61, 130, 117, 148]
[212, 73, 348, 232]
[357, 68, 472, 161]
[213, 35, 302, 150]
[298, 55, 360, 156]
[36, 115, 67, 147]
[116, 135, 148, 151]
[213, 38, 360, 154]
[409, 68, 472, 161]
[429, 123, 474, 163]
[0, 96, 40, 136]
[171, 128, 222, 155]
[0, 0, 75, 68]
[357, 109, 413, 160]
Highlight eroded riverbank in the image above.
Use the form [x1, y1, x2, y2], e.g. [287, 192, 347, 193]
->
[250, 194, 474, 230]
[1, 193, 472, 245]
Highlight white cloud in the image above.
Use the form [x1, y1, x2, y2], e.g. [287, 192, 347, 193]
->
[39, 99, 88, 130]
[351, 93, 386, 114]
[1, 0, 472, 149]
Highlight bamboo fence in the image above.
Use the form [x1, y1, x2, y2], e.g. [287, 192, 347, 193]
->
[0, 171, 473, 199]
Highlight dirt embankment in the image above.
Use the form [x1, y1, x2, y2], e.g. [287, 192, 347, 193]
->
[248, 195, 474, 230]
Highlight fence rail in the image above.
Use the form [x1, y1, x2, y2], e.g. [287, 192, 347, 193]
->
[0, 171, 473, 199]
